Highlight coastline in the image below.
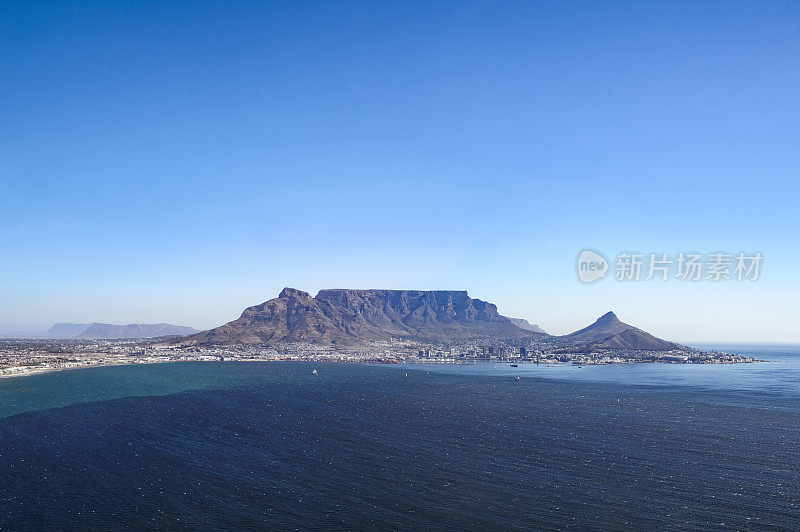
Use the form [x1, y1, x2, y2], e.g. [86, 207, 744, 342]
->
[0, 356, 768, 381]
[0, 360, 149, 380]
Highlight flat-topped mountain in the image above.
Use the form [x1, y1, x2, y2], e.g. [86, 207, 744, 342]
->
[181, 288, 536, 346]
[71, 323, 199, 339]
[177, 290, 676, 351]
[563, 311, 678, 351]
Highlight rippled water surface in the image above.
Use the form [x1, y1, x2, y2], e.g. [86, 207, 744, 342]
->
[0, 345, 798, 529]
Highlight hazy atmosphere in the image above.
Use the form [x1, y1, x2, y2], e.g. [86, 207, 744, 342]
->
[2, 1, 798, 342]
[4, 3, 800, 530]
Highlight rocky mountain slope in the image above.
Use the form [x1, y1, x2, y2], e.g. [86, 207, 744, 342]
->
[563, 311, 678, 351]
[180, 288, 535, 346]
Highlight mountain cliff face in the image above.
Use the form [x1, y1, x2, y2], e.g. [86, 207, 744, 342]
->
[181, 288, 533, 346]
[563, 311, 678, 351]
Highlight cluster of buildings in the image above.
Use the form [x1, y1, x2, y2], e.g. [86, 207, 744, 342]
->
[0, 335, 758, 379]
[406, 342, 754, 365]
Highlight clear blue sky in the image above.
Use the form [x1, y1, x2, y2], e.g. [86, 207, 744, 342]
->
[2, 1, 799, 341]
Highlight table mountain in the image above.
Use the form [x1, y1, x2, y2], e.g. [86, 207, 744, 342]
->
[180, 288, 534, 346]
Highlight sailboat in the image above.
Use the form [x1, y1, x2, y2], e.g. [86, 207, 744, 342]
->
[312, 369, 318, 375]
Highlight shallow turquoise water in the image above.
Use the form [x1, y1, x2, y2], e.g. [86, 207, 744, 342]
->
[1, 344, 797, 419]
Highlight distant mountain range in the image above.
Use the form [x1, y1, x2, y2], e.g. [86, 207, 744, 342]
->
[46, 323, 92, 338]
[30, 289, 678, 351]
[561, 311, 678, 351]
[508, 318, 546, 334]
[45, 323, 199, 340]
[180, 288, 537, 346]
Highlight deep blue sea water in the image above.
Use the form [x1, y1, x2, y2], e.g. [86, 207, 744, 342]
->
[1, 345, 799, 529]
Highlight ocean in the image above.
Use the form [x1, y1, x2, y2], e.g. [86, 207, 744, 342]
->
[1, 345, 799, 529]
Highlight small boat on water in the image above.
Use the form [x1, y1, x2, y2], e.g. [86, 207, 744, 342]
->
[510, 364, 518, 367]
[515, 376, 521, 381]
[312, 369, 318, 375]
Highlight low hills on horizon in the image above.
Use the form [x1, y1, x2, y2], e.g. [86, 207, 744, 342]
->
[177, 287, 679, 351]
[43, 322, 199, 340]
